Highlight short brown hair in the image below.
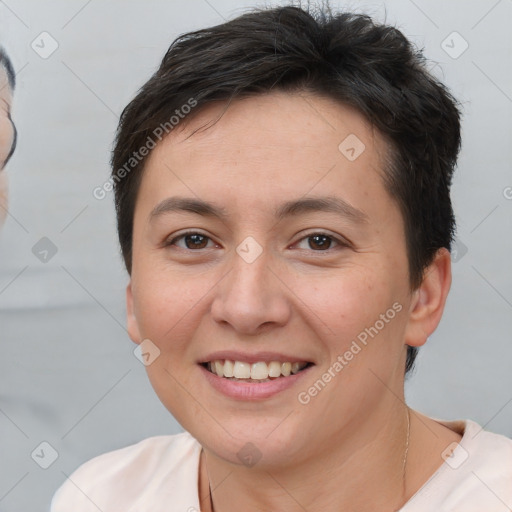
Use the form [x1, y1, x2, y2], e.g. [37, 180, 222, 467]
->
[111, 4, 462, 374]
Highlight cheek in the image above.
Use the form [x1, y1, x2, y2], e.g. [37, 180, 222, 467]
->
[293, 266, 391, 335]
[132, 266, 214, 351]
[291, 264, 407, 374]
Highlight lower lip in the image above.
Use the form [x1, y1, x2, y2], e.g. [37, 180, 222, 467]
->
[199, 364, 313, 400]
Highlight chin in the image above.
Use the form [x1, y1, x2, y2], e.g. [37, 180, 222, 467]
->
[203, 430, 305, 469]
[179, 409, 312, 467]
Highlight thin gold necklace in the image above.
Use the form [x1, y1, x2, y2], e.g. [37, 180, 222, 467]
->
[207, 407, 411, 512]
[396, 406, 411, 511]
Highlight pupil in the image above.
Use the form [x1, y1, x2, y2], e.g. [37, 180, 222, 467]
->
[186, 234, 207, 249]
[309, 234, 330, 250]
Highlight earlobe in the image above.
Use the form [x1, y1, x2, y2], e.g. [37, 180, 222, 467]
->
[126, 281, 142, 345]
[404, 248, 452, 348]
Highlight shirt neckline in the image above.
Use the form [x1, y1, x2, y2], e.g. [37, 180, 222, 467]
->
[191, 418, 472, 511]
[398, 417, 471, 510]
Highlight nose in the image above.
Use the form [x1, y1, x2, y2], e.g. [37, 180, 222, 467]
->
[210, 248, 291, 335]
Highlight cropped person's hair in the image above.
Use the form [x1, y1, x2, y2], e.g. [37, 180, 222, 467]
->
[0, 46, 16, 90]
[111, 3, 462, 375]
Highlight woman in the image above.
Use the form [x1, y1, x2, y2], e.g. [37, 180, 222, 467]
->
[52, 4, 512, 511]
[0, 47, 17, 228]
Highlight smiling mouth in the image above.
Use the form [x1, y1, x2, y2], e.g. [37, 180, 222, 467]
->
[202, 360, 313, 382]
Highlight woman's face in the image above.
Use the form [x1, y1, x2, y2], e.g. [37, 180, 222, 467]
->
[0, 68, 14, 226]
[127, 92, 417, 467]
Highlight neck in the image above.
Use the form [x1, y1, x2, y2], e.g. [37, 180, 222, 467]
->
[201, 401, 411, 512]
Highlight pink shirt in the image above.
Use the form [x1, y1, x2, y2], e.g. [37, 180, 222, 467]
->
[51, 419, 512, 511]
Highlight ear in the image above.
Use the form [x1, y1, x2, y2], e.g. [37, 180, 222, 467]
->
[126, 281, 142, 345]
[404, 248, 452, 348]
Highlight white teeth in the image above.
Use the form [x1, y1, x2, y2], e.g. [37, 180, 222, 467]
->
[206, 359, 309, 380]
[281, 362, 292, 377]
[233, 361, 251, 379]
[251, 362, 269, 380]
[223, 359, 234, 378]
[268, 361, 281, 378]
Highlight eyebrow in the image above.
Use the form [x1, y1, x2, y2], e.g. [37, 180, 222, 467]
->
[275, 196, 369, 223]
[149, 195, 368, 224]
[150, 197, 229, 221]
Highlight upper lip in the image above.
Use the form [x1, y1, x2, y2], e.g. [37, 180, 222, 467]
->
[199, 351, 314, 365]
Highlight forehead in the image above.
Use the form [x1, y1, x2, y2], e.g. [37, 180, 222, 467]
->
[173, 92, 381, 155]
[146, 92, 387, 177]
[139, 92, 392, 214]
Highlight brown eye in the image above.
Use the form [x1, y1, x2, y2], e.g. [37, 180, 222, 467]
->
[293, 231, 347, 252]
[167, 232, 214, 250]
[184, 234, 208, 249]
[308, 234, 333, 250]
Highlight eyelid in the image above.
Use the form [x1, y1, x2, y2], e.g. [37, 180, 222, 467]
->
[163, 229, 352, 252]
[164, 229, 219, 249]
[291, 229, 352, 250]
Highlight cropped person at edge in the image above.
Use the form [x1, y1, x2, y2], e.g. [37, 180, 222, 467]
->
[0, 47, 17, 228]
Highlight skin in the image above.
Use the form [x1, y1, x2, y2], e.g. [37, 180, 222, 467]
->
[126, 91, 461, 511]
[0, 67, 15, 227]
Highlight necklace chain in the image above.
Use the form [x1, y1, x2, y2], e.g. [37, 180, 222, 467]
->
[207, 407, 411, 512]
[397, 406, 411, 511]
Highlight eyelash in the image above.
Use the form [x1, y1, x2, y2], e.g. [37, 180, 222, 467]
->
[165, 230, 349, 253]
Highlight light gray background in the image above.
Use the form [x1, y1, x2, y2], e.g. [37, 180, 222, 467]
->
[0, 0, 511, 510]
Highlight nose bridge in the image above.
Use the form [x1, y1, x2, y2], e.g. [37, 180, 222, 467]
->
[211, 244, 290, 333]
[233, 248, 272, 299]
